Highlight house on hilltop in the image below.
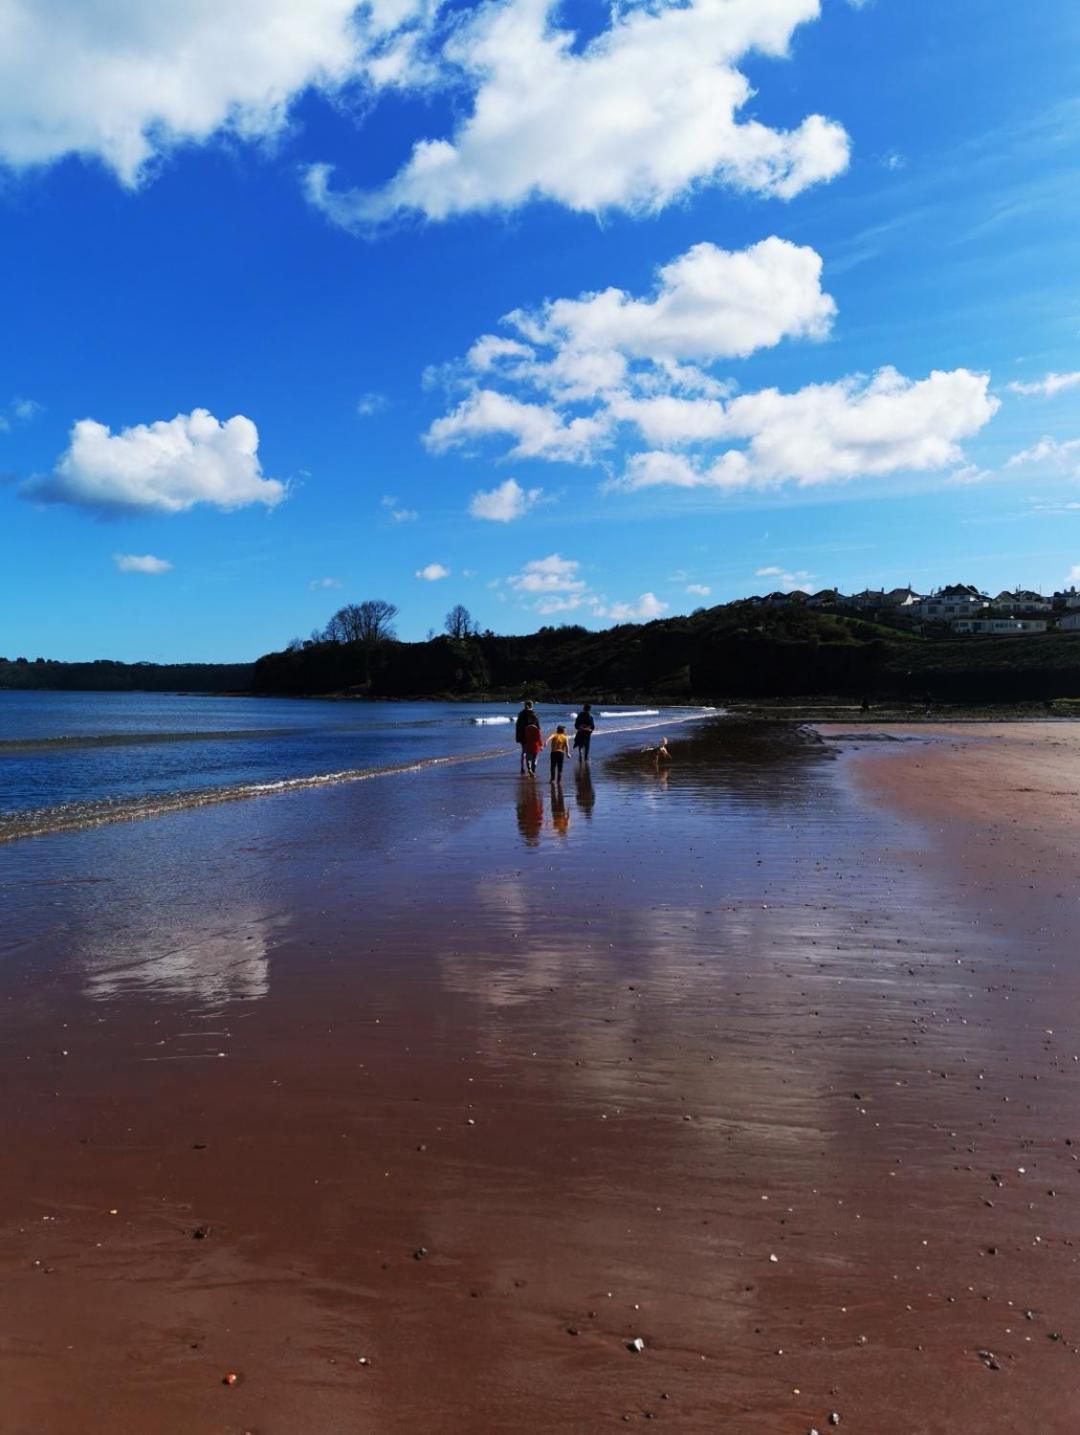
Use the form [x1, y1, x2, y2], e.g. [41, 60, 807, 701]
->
[990, 589, 1051, 615]
[913, 585, 988, 621]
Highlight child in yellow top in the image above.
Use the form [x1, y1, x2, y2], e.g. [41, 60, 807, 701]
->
[548, 725, 570, 784]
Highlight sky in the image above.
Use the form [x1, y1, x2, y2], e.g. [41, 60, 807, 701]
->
[1, 0, 1079, 663]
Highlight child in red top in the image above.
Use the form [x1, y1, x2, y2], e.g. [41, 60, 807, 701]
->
[523, 722, 544, 775]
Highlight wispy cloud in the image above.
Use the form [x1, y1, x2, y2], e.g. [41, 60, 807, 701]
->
[113, 552, 172, 574]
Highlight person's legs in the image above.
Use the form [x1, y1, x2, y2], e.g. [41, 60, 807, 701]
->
[551, 752, 564, 784]
[581, 732, 591, 761]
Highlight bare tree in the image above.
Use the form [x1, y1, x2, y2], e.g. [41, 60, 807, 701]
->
[325, 600, 398, 646]
[444, 603, 477, 639]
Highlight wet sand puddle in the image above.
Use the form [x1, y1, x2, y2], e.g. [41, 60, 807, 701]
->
[0, 722, 1078, 1432]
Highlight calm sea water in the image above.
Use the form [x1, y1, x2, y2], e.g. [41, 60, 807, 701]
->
[0, 691, 714, 840]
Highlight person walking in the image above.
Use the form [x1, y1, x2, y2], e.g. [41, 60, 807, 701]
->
[548, 724, 570, 785]
[573, 703, 595, 762]
[523, 719, 545, 776]
[515, 699, 539, 773]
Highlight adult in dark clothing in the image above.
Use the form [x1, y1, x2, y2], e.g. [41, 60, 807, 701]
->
[573, 703, 596, 761]
[515, 700, 539, 773]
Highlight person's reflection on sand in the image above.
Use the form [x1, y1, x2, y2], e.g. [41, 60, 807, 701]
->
[551, 787, 570, 837]
[515, 777, 544, 845]
[574, 764, 596, 819]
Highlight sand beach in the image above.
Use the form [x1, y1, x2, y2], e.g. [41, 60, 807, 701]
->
[1, 720, 1079, 1433]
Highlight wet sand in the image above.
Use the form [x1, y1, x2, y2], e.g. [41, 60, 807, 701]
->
[2, 723, 1079, 1432]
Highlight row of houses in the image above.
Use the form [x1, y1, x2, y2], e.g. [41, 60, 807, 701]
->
[748, 584, 1080, 635]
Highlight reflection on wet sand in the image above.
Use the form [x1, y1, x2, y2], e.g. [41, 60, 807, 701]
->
[82, 907, 281, 1006]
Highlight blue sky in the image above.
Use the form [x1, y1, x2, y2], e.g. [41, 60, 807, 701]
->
[1, 0, 1079, 661]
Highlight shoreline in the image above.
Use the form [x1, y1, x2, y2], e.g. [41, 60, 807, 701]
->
[1, 723, 1079, 1431]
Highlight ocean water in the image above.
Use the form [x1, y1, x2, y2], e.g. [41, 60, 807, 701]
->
[0, 691, 713, 841]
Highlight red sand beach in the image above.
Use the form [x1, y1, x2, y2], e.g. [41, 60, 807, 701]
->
[2, 721, 1080, 1433]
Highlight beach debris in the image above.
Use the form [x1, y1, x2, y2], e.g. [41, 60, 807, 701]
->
[628, 1337, 646, 1353]
[769, 1253, 779, 1263]
[413, 1246, 428, 1260]
[222, 1372, 240, 1386]
[357, 1355, 370, 1366]
[976, 1348, 1000, 1370]
[828, 1415, 841, 1427]
[191, 1225, 211, 1240]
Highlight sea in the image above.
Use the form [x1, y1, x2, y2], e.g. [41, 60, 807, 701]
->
[0, 691, 715, 842]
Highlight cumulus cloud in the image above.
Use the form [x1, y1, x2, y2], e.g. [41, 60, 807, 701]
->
[616, 368, 999, 490]
[508, 237, 835, 371]
[0, 0, 389, 184]
[594, 592, 668, 622]
[22, 408, 285, 516]
[1007, 372, 1080, 399]
[427, 237, 835, 461]
[468, 477, 542, 521]
[416, 561, 450, 580]
[507, 553, 586, 596]
[113, 553, 172, 574]
[426, 389, 610, 462]
[307, 0, 849, 227]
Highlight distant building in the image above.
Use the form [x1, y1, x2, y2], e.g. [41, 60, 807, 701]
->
[913, 585, 988, 621]
[1054, 587, 1080, 610]
[847, 588, 887, 610]
[883, 586, 923, 608]
[951, 618, 1047, 635]
[1059, 612, 1080, 631]
[761, 590, 808, 607]
[990, 589, 1052, 614]
[806, 588, 842, 608]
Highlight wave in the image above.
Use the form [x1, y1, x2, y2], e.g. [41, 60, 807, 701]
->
[0, 709, 719, 844]
[600, 709, 659, 717]
[470, 716, 512, 726]
[0, 728, 291, 754]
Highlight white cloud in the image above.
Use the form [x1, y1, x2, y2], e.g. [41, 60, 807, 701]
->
[113, 552, 172, 574]
[1068, 565, 1080, 585]
[594, 592, 668, 622]
[416, 561, 450, 580]
[1007, 372, 1080, 399]
[427, 237, 836, 462]
[0, 395, 42, 430]
[509, 237, 835, 372]
[381, 495, 418, 522]
[686, 583, 711, 597]
[1006, 436, 1080, 472]
[356, 391, 388, 416]
[616, 368, 999, 490]
[307, 0, 849, 227]
[309, 576, 342, 589]
[426, 389, 609, 462]
[507, 553, 586, 596]
[468, 477, 542, 522]
[755, 565, 813, 592]
[0, 0, 384, 185]
[23, 408, 286, 516]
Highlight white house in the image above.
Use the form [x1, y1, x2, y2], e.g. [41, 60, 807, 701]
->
[951, 618, 1047, 635]
[914, 585, 988, 621]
